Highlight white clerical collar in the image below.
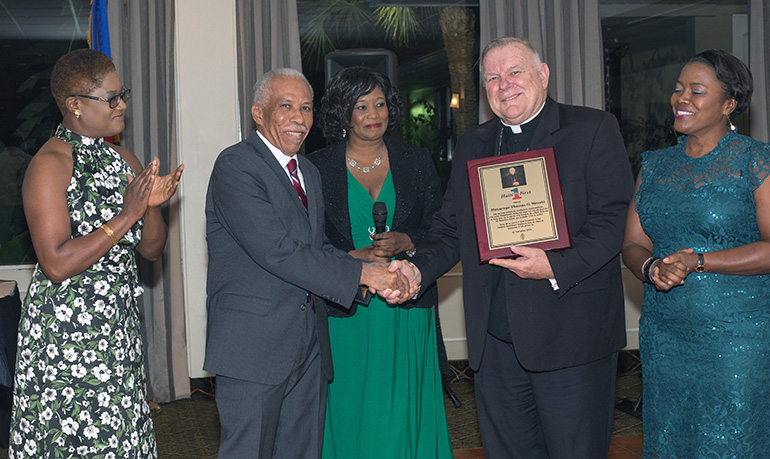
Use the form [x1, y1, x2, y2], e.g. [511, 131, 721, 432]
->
[502, 100, 546, 134]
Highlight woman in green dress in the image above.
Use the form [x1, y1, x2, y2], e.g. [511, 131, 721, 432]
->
[9, 49, 182, 458]
[310, 67, 453, 458]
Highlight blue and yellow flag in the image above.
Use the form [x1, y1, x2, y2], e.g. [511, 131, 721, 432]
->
[88, 0, 111, 58]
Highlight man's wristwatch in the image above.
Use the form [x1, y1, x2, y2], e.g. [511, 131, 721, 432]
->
[405, 248, 416, 258]
[695, 253, 706, 273]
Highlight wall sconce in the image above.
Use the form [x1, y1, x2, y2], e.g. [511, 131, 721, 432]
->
[450, 93, 460, 109]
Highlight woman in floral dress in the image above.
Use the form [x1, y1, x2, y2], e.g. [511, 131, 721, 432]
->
[9, 49, 183, 458]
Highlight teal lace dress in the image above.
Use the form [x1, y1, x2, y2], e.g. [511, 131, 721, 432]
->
[9, 125, 156, 458]
[636, 132, 770, 458]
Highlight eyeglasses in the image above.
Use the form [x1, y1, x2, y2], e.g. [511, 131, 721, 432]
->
[69, 87, 131, 109]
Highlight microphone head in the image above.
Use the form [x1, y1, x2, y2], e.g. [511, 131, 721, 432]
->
[372, 202, 388, 234]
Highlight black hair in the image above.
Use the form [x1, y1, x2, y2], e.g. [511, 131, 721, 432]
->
[51, 48, 115, 114]
[318, 66, 402, 142]
[688, 49, 753, 116]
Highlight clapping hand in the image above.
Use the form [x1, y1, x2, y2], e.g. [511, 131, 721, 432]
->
[124, 158, 184, 221]
[146, 158, 184, 208]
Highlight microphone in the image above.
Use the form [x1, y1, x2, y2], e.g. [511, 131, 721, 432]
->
[372, 202, 388, 234]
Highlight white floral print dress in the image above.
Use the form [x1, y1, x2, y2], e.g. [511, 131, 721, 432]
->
[9, 125, 156, 458]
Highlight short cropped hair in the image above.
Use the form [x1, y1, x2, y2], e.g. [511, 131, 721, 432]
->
[317, 66, 402, 143]
[50, 48, 115, 114]
[252, 68, 313, 106]
[687, 49, 753, 116]
[480, 36, 542, 85]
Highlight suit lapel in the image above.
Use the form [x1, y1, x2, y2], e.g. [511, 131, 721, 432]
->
[298, 154, 321, 236]
[321, 143, 355, 246]
[530, 97, 559, 151]
[388, 139, 413, 230]
[248, 132, 311, 226]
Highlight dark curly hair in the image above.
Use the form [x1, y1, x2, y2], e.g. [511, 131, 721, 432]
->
[687, 49, 753, 116]
[51, 48, 115, 115]
[318, 67, 402, 142]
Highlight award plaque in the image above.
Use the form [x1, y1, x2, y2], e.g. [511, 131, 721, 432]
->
[467, 147, 570, 263]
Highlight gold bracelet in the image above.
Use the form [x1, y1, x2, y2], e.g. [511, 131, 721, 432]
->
[100, 224, 119, 246]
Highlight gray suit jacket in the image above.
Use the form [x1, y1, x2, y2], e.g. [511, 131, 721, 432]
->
[204, 131, 363, 384]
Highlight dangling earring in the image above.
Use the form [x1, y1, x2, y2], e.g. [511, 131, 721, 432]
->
[74, 110, 81, 119]
[727, 115, 736, 132]
[342, 128, 347, 138]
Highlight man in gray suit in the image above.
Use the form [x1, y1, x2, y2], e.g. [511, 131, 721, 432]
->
[204, 68, 411, 459]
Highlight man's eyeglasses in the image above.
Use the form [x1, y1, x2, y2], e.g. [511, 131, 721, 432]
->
[69, 87, 131, 109]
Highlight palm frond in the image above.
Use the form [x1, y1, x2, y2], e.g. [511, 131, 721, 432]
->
[373, 6, 420, 47]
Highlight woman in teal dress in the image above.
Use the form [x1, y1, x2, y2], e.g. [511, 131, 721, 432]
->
[623, 49, 770, 457]
[310, 67, 453, 458]
[9, 49, 182, 458]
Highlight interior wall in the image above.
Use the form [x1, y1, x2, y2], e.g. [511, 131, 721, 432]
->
[174, 0, 240, 378]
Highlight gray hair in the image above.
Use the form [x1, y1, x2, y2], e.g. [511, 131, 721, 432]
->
[252, 68, 314, 106]
[480, 37, 543, 85]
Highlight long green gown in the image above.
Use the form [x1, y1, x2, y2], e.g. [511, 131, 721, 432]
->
[322, 170, 453, 458]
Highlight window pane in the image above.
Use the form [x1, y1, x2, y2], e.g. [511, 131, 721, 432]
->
[600, 0, 749, 175]
[0, 0, 90, 265]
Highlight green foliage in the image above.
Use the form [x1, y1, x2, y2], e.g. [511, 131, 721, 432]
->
[373, 6, 420, 47]
[297, 1, 429, 71]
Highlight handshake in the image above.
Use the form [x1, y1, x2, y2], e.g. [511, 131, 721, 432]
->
[360, 260, 424, 304]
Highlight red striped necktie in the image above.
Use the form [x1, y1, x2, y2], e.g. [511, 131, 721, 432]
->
[287, 158, 308, 212]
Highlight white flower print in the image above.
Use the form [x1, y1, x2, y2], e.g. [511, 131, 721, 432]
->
[83, 425, 99, 440]
[93, 363, 112, 382]
[77, 311, 93, 326]
[72, 364, 87, 378]
[23, 438, 37, 455]
[83, 201, 97, 216]
[94, 280, 109, 296]
[63, 348, 77, 362]
[61, 418, 79, 435]
[38, 407, 53, 422]
[18, 418, 31, 434]
[82, 349, 97, 364]
[43, 366, 57, 382]
[78, 410, 92, 424]
[45, 344, 59, 359]
[77, 221, 93, 235]
[30, 323, 42, 340]
[96, 392, 110, 410]
[101, 207, 115, 221]
[41, 388, 57, 403]
[80, 136, 94, 146]
[62, 387, 75, 400]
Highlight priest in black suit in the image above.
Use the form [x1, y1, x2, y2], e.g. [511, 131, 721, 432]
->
[396, 37, 634, 458]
